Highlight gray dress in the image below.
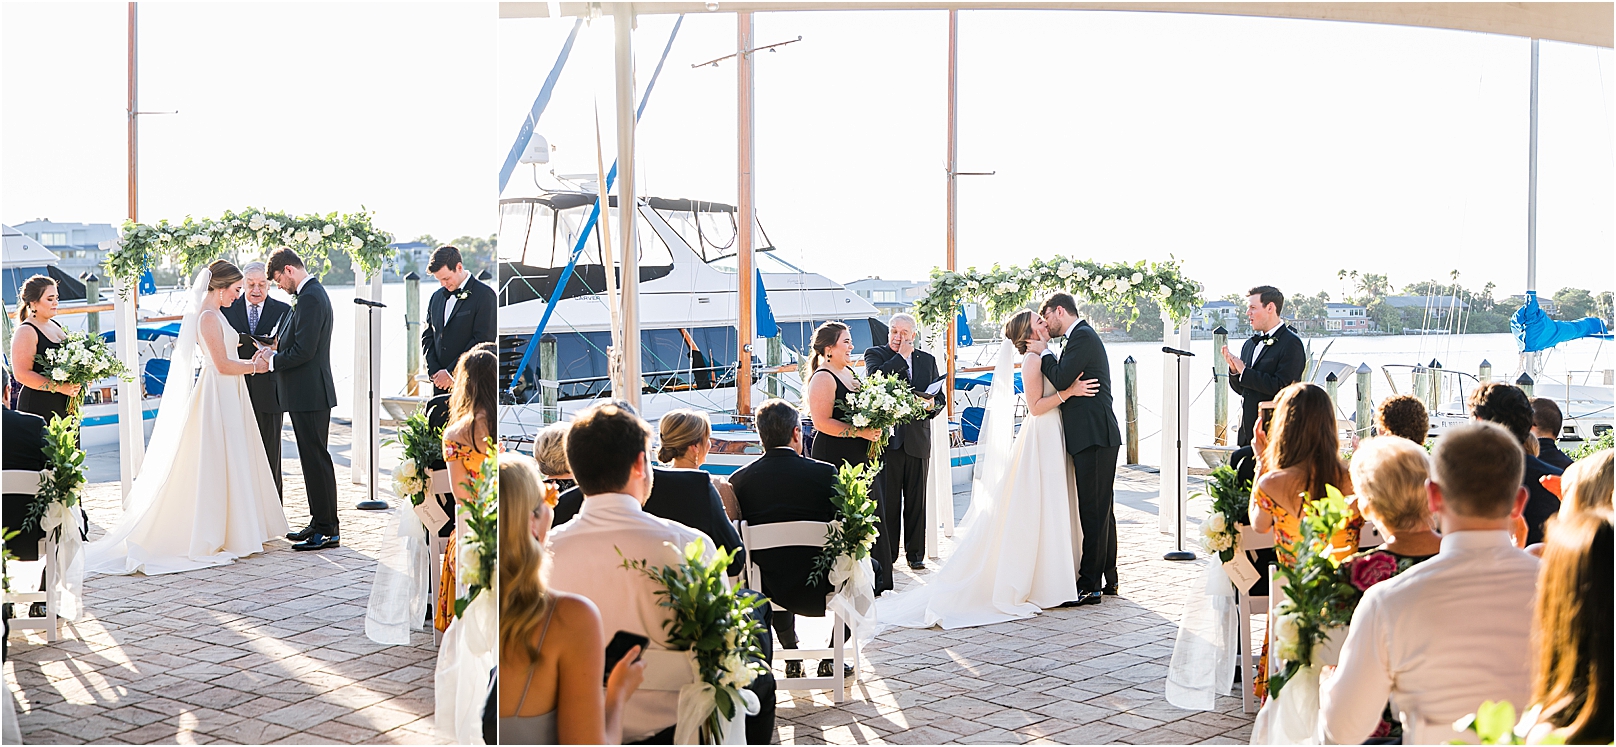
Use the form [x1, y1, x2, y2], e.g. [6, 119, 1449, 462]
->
[499, 601, 559, 744]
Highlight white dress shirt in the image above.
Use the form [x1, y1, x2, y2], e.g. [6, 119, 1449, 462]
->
[546, 493, 720, 742]
[442, 270, 470, 321]
[1319, 530, 1539, 745]
[1248, 320, 1284, 366]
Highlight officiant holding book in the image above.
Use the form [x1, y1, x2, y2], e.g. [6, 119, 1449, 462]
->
[865, 313, 946, 572]
[222, 261, 291, 498]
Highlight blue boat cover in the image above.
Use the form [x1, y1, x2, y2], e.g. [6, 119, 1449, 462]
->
[1511, 291, 1610, 353]
[953, 370, 1024, 394]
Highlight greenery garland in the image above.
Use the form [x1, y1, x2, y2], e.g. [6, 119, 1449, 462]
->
[23, 415, 86, 535]
[808, 461, 882, 586]
[914, 255, 1204, 333]
[103, 207, 395, 295]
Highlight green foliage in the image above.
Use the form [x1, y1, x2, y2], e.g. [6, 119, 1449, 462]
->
[1449, 701, 1566, 745]
[1, 528, 18, 593]
[25, 415, 86, 535]
[1267, 485, 1361, 697]
[621, 538, 767, 742]
[453, 443, 498, 618]
[1569, 431, 1613, 461]
[384, 412, 443, 506]
[915, 256, 1204, 333]
[1193, 465, 1251, 563]
[808, 461, 883, 587]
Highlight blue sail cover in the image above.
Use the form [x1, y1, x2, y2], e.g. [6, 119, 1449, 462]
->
[1511, 291, 1610, 353]
[754, 267, 777, 338]
[956, 304, 973, 347]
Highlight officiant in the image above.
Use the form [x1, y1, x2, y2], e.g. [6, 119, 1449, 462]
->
[422, 245, 497, 396]
[223, 261, 291, 498]
[864, 314, 945, 572]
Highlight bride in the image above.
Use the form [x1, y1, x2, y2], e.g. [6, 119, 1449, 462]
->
[85, 260, 289, 576]
[877, 310, 1097, 629]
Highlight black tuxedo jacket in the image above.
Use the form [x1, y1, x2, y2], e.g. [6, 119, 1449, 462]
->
[863, 345, 945, 458]
[423, 275, 498, 378]
[274, 279, 337, 413]
[1522, 454, 1565, 546]
[730, 448, 839, 616]
[221, 296, 291, 414]
[1228, 324, 1306, 446]
[1040, 320, 1122, 454]
[643, 467, 745, 575]
[2, 408, 48, 559]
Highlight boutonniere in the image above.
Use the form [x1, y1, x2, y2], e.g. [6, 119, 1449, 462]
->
[454, 289, 470, 302]
[1261, 336, 1275, 347]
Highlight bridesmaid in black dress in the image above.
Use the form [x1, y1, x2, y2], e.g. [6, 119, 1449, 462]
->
[804, 321, 892, 594]
[9, 275, 79, 424]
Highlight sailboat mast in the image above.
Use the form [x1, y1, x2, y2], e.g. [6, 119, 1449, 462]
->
[1528, 38, 1540, 296]
[128, 2, 138, 225]
[613, 3, 642, 411]
[944, 9, 958, 418]
[737, 11, 756, 417]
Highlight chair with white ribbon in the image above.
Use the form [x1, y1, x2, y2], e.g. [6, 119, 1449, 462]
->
[737, 520, 861, 703]
[2, 470, 57, 642]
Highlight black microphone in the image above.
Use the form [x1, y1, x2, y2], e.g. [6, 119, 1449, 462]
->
[1162, 346, 1195, 357]
[353, 298, 387, 308]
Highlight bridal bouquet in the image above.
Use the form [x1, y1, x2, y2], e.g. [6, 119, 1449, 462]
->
[453, 444, 498, 618]
[1195, 465, 1251, 562]
[808, 461, 881, 587]
[623, 538, 766, 744]
[1268, 485, 1360, 697]
[385, 412, 442, 507]
[838, 370, 931, 459]
[35, 331, 132, 414]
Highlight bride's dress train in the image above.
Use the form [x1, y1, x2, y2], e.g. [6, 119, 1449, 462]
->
[877, 344, 1081, 630]
[85, 279, 287, 576]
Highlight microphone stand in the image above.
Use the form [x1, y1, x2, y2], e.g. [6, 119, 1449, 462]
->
[1162, 346, 1196, 561]
[354, 297, 389, 511]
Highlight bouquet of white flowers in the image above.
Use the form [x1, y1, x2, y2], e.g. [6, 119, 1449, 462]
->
[622, 538, 766, 744]
[36, 331, 132, 414]
[1193, 465, 1250, 562]
[454, 443, 498, 618]
[384, 412, 442, 507]
[837, 370, 932, 459]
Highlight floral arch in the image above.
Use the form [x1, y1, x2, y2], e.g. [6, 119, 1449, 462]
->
[913, 256, 1204, 333]
[102, 208, 395, 294]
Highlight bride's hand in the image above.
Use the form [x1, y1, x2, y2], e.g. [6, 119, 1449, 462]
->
[1063, 375, 1099, 398]
[1025, 338, 1048, 354]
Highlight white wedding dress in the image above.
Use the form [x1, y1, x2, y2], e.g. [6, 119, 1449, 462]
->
[85, 270, 288, 576]
[877, 341, 1082, 630]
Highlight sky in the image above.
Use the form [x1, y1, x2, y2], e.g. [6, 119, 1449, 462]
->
[498, 9, 1614, 300]
[2, 2, 496, 246]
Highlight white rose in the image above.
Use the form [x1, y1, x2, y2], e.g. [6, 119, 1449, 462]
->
[1206, 512, 1227, 535]
[461, 540, 484, 586]
[322, 224, 335, 236]
[1102, 277, 1116, 291]
[350, 237, 364, 249]
[852, 414, 870, 428]
[52, 368, 69, 381]
[1131, 272, 1144, 284]
[159, 233, 172, 242]
[1116, 278, 1131, 292]
[265, 219, 281, 231]
[199, 234, 212, 245]
[1073, 267, 1090, 280]
[1272, 612, 1302, 661]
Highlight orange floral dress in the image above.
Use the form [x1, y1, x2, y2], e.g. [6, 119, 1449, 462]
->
[1251, 484, 1362, 701]
[434, 436, 496, 633]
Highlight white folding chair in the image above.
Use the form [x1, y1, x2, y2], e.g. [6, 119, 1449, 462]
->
[737, 520, 859, 703]
[2, 470, 58, 642]
[1234, 523, 1275, 713]
[1358, 520, 1385, 549]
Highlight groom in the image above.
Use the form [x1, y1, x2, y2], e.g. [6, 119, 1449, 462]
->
[1039, 292, 1122, 606]
[258, 248, 341, 551]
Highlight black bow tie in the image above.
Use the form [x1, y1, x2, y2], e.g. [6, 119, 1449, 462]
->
[1253, 332, 1272, 341]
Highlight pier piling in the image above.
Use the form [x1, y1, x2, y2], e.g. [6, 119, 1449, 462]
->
[404, 272, 421, 395]
[540, 333, 559, 424]
[1124, 355, 1138, 465]
[1212, 326, 1228, 445]
[1356, 362, 1373, 441]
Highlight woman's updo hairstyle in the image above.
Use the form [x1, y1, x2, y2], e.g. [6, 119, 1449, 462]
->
[1002, 310, 1035, 355]
[657, 409, 712, 464]
[18, 275, 56, 322]
[808, 321, 850, 372]
[207, 259, 244, 291]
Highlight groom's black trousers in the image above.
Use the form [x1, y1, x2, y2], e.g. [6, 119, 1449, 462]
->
[879, 450, 929, 564]
[256, 410, 285, 500]
[288, 409, 339, 535]
[1072, 444, 1120, 593]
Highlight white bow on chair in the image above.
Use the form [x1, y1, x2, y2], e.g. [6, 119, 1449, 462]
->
[37, 501, 83, 621]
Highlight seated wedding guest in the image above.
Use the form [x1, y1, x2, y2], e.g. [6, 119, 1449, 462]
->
[533, 423, 577, 492]
[1560, 449, 1613, 516]
[547, 401, 722, 744]
[1336, 436, 1443, 741]
[2, 388, 48, 562]
[1531, 398, 1575, 470]
[1249, 382, 1360, 701]
[1517, 511, 1612, 745]
[500, 452, 644, 745]
[1375, 394, 1428, 444]
[1470, 382, 1563, 545]
[659, 409, 740, 520]
[729, 398, 840, 681]
[642, 461, 745, 578]
[436, 345, 500, 634]
[1320, 422, 1540, 745]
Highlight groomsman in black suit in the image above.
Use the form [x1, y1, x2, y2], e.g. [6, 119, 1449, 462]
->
[259, 248, 341, 551]
[730, 399, 841, 679]
[1222, 286, 1306, 485]
[1039, 293, 1123, 606]
[864, 313, 945, 571]
[221, 261, 292, 499]
[422, 246, 497, 396]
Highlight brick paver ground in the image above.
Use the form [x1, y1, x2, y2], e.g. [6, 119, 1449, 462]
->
[6, 421, 449, 745]
[772, 467, 1258, 745]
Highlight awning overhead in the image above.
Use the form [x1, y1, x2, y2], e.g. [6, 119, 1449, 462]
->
[499, 2, 1613, 48]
